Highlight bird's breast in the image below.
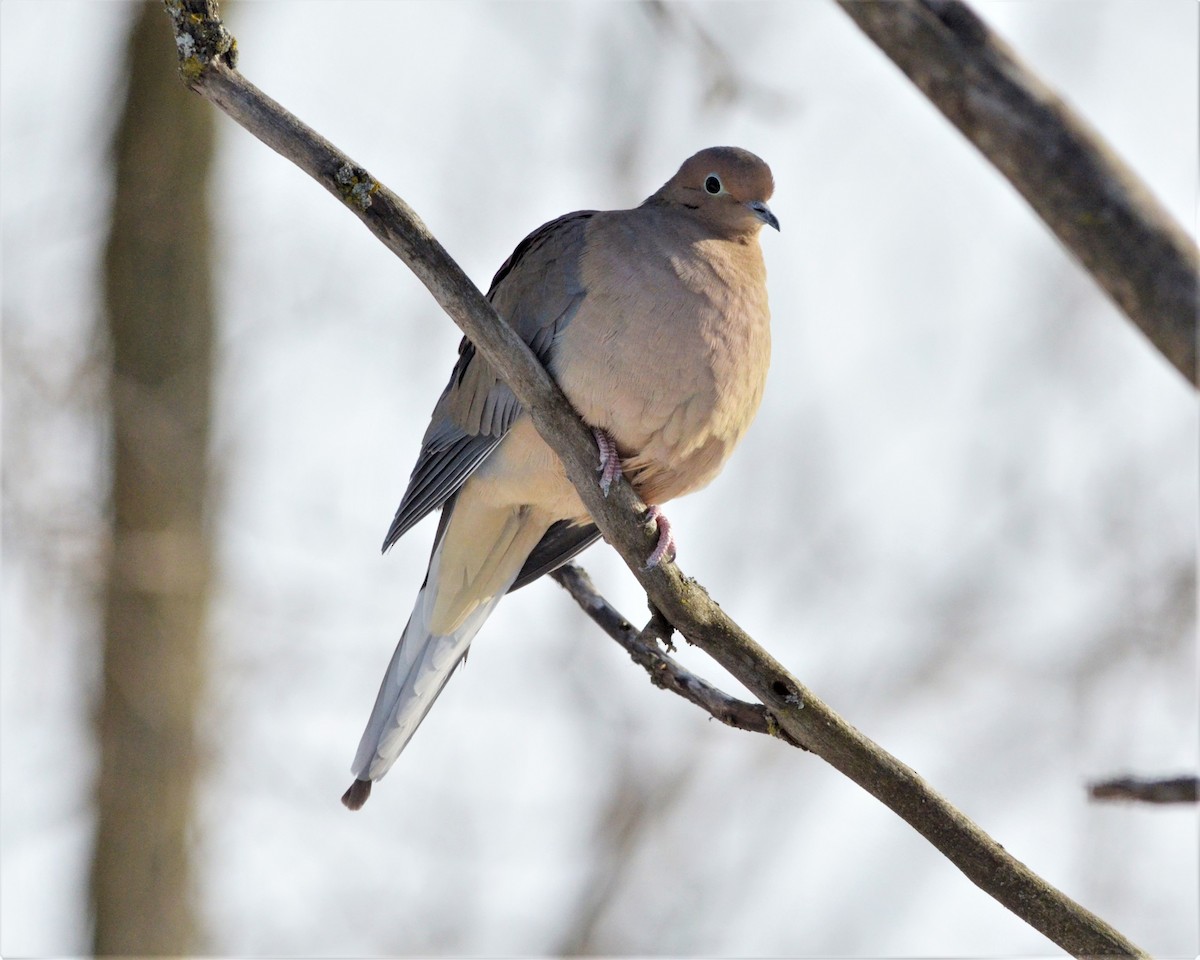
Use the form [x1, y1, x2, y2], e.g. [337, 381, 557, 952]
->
[554, 229, 770, 504]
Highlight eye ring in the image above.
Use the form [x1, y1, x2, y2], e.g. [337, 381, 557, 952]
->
[704, 174, 722, 195]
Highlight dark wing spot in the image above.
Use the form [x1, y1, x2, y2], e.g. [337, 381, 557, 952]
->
[452, 339, 475, 387]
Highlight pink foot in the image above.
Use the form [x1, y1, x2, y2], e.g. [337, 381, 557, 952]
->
[644, 505, 676, 568]
[593, 428, 621, 496]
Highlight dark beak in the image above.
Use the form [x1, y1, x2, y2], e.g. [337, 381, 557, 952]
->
[747, 199, 780, 231]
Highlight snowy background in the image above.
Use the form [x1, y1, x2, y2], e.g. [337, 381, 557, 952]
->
[3, 1, 1197, 955]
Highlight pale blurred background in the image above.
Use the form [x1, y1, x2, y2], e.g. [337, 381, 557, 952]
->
[2, 1, 1196, 955]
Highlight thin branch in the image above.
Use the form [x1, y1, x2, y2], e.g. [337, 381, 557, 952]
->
[836, 0, 1199, 388]
[1090, 775, 1199, 805]
[163, 3, 1149, 955]
[551, 564, 804, 747]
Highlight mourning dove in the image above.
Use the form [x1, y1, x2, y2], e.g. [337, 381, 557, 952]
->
[343, 146, 777, 810]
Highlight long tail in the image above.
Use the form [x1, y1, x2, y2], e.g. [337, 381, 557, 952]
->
[343, 496, 548, 810]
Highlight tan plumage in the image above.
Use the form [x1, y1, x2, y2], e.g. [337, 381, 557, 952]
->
[343, 146, 777, 809]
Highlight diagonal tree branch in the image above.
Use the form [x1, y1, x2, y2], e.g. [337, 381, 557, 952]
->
[163, 2, 1149, 955]
[836, 0, 1199, 388]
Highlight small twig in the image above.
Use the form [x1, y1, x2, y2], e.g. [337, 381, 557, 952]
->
[551, 565, 804, 747]
[640, 598, 676, 653]
[1089, 775, 1199, 805]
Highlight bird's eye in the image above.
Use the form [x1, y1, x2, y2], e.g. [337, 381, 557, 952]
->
[704, 175, 722, 195]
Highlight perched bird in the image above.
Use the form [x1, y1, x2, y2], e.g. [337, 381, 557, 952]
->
[343, 146, 778, 810]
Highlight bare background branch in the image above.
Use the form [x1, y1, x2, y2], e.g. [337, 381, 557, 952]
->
[1090, 775, 1199, 805]
[837, 0, 1199, 387]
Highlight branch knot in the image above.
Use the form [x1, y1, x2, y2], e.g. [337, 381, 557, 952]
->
[163, 0, 238, 81]
[335, 163, 378, 210]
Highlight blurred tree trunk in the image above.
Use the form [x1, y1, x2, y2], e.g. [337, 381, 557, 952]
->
[90, 1, 216, 954]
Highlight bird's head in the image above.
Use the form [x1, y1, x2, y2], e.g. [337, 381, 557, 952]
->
[651, 146, 779, 238]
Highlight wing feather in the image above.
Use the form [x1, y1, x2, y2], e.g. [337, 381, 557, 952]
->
[382, 211, 595, 552]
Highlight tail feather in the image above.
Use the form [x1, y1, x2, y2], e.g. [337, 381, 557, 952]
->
[344, 498, 550, 808]
[349, 541, 507, 783]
